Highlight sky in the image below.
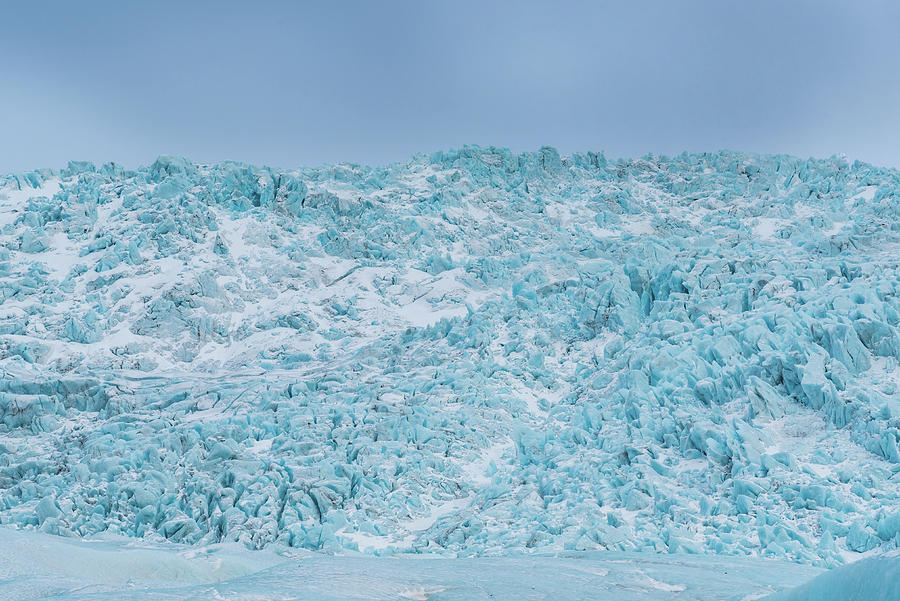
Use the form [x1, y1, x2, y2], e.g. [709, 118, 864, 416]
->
[2, 0, 899, 172]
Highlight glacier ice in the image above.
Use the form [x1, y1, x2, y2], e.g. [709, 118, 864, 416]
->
[0, 527, 825, 601]
[1, 148, 900, 571]
[764, 550, 900, 601]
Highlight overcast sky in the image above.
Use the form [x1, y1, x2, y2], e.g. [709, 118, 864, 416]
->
[2, 1, 899, 172]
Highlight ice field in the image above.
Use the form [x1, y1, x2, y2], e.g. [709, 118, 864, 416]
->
[2, 147, 900, 598]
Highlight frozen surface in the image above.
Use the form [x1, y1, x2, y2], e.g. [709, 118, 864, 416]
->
[0, 527, 824, 601]
[2, 149, 900, 569]
[764, 550, 900, 601]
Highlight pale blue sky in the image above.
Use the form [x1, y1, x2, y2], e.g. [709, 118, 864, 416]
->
[2, 1, 899, 171]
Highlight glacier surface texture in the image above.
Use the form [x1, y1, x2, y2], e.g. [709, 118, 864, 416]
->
[2, 147, 900, 591]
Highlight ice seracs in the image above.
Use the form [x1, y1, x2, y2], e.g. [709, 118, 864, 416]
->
[1, 148, 900, 568]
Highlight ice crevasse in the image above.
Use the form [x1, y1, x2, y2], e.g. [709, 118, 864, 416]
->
[0, 147, 900, 569]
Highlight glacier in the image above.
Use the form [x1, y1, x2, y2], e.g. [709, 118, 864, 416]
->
[2, 147, 900, 597]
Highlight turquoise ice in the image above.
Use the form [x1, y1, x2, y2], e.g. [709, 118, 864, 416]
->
[1, 148, 900, 574]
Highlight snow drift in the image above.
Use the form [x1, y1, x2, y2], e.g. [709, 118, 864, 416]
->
[765, 551, 900, 600]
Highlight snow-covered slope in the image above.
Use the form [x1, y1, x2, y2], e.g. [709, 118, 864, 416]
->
[2, 148, 900, 567]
